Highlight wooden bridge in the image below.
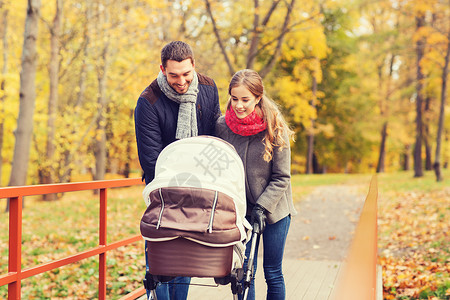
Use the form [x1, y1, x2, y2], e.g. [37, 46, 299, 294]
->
[1, 176, 380, 299]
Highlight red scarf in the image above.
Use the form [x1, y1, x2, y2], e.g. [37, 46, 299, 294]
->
[225, 107, 267, 136]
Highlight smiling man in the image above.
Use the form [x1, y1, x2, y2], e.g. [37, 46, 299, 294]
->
[134, 41, 221, 300]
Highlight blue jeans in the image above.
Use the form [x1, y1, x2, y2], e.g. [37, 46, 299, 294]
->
[145, 241, 191, 300]
[239, 215, 291, 300]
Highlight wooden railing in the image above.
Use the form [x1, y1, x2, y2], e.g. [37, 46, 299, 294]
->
[0, 178, 146, 300]
[330, 175, 379, 300]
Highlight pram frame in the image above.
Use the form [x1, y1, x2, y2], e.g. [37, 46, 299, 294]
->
[140, 136, 258, 299]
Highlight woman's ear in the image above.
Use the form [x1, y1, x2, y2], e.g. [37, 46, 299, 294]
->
[255, 106, 263, 117]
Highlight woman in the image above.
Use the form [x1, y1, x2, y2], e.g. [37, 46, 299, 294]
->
[215, 69, 297, 300]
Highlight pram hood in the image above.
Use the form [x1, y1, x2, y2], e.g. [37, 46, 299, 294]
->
[141, 136, 251, 247]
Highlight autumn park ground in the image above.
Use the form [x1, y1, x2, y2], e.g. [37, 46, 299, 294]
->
[1, 170, 449, 299]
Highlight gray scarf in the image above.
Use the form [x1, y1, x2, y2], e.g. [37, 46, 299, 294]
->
[157, 70, 199, 139]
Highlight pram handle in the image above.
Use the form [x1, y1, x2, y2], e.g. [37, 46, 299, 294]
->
[252, 222, 262, 235]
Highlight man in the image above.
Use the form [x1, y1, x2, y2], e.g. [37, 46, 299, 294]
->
[134, 41, 221, 299]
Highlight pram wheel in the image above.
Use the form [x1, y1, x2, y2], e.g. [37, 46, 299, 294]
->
[214, 275, 231, 285]
[143, 272, 175, 289]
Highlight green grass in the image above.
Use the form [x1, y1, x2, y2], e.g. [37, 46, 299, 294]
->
[291, 172, 371, 187]
[376, 168, 450, 193]
[289, 168, 450, 200]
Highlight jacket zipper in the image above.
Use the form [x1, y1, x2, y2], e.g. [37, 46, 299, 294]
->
[207, 191, 219, 233]
[156, 188, 165, 229]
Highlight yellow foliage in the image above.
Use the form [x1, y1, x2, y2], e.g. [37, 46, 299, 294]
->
[275, 76, 316, 126]
[0, 0, 448, 182]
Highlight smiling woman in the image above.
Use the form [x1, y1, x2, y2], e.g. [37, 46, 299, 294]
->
[215, 69, 297, 300]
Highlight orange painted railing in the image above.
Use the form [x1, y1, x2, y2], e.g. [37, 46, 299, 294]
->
[0, 178, 146, 300]
[330, 175, 379, 300]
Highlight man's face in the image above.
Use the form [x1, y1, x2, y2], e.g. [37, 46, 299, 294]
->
[161, 59, 195, 94]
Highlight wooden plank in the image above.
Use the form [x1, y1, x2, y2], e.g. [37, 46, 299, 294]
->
[303, 262, 331, 299]
[285, 260, 318, 300]
[294, 261, 324, 299]
[137, 260, 341, 300]
[315, 262, 341, 299]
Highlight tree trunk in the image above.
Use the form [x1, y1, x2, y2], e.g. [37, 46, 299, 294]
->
[41, 0, 62, 200]
[6, 0, 41, 211]
[122, 109, 134, 178]
[375, 62, 386, 174]
[424, 134, 432, 171]
[93, 1, 110, 183]
[423, 95, 433, 171]
[376, 121, 388, 173]
[434, 27, 449, 181]
[11, 0, 41, 185]
[306, 74, 317, 174]
[375, 53, 395, 173]
[413, 15, 425, 178]
[403, 144, 410, 171]
[312, 153, 324, 173]
[0, 6, 8, 187]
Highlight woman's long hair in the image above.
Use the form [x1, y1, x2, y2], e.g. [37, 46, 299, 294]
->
[227, 69, 295, 162]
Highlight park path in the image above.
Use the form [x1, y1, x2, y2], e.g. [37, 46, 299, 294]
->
[284, 184, 366, 261]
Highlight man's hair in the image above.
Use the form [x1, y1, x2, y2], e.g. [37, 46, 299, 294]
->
[161, 41, 194, 68]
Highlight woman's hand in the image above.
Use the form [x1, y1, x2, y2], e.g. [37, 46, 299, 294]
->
[251, 204, 267, 234]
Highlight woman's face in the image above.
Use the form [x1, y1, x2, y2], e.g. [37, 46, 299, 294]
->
[230, 85, 260, 119]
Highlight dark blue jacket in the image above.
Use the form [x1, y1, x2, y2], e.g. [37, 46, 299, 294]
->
[134, 73, 221, 184]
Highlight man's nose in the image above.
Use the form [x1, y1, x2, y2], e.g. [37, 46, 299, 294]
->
[177, 77, 186, 86]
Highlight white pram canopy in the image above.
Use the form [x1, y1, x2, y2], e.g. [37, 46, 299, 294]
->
[142, 136, 251, 246]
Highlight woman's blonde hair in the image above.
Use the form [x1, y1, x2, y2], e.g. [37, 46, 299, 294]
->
[227, 69, 295, 162]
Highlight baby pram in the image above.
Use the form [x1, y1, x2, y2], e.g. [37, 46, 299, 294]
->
[140, 136, 258, 299]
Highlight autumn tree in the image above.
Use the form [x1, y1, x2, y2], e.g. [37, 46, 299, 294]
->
[362, 0, 401, 173]
[204, 0, 301, 79]
[431, 0, 450, 181]
[5, 0, 40, 211]
[203, 0, 333, 172]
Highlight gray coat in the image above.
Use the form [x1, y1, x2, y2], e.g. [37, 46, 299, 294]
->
[215, 116, 297, 224]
